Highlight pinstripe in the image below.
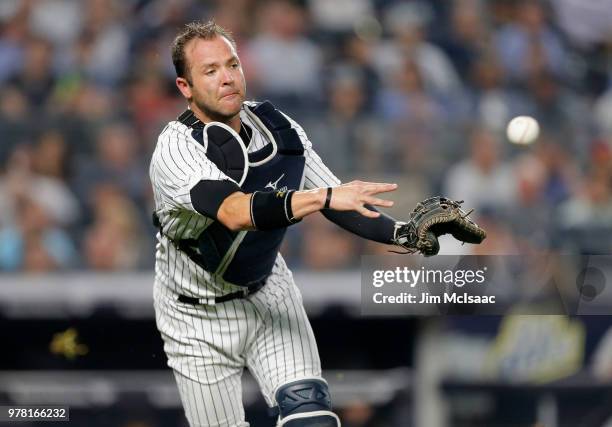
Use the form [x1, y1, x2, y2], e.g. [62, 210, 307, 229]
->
[176, 223, 208, 426]
[248, 287, 273, 400]
[281, 298, 296, 375]
[294, 283, 320, 374]
[160, 140, 184, 182]
[165, 249, 202, 424]
[270, 285, 288, 383]
[287, 287, 306, 377]
[193, 244, 216, 425]
[225, 300, 245, 421]
[178, 253, 206, 425]
[214, 304, 234, 421]
[243, 297, 269, 403]
[263, 293, 279, 391]
[191, 250, 212, 425]
[281, 296, 291, 384]
[203, 306, 223, 424]
[174, 141, 197, 174]
[164, 142, 185, 180]
[255, 292, 275, 396]
[221, 314, 244, 422]
[151, 106, 333, 426]
[278, 276, 301, 381]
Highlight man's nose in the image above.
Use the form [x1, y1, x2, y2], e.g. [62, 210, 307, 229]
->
[221, 67, 235, 85]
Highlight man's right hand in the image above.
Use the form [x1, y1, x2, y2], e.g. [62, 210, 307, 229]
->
[324, 181, 397, 218]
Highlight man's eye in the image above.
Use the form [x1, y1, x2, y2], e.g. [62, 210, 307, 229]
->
[231, 63, 239, 69]
[205, 70, 215, 76]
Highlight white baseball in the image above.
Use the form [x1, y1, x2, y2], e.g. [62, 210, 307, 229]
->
[506, 116, 540, 145]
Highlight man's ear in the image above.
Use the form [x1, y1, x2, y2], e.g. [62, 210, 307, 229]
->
[176, 77, 192, 99]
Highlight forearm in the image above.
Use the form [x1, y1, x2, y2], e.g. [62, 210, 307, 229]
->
[322, 207, 397, 244]
[195, 179, 397, 232]
[290, 188, 326, 218]
[217, 188, 326, 231]
[216, 191, 253, 231]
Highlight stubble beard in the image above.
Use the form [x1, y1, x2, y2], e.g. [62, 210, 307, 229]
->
[191, 93, 244, 125]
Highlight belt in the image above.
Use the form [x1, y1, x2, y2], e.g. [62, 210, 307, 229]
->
[177, 280, 266, 305]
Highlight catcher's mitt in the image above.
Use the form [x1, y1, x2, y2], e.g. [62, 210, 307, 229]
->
[392, 196, 486, 256]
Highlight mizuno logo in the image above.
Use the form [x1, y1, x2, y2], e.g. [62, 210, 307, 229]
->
[265, 174, 285, 191]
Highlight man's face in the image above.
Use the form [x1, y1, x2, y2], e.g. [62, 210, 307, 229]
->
[176, 36, 246, 123]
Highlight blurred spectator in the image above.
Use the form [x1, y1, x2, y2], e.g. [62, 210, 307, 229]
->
[443, 128, 516, 211]
[307, 67, 385, 175]
[83, 184, 149, 270]
[467, 54, 515, 132]
[392, 123, 440, 179]
[56, 83, 119, 155]
[558, 170, 612, 229]
[307, 0, 375, 36]
[374, 1, 462, 96]
[494, 1, 567, 83]
[29, 0, 82, 47]
[72, 121, 149, 207]
[0, 194, 77, 272]
[337, 35, 381, 112]
[301, 214, 359, 270]
[0, 145, 80, 230]
[32, 129, 72, 180]
[246, 0, 322, 112]
[374, 57, 449, 178]
[438, 0, 491, 78]
[535, 139, 577, 206]
[0, 85, 30, 163]
[127, 72, 182, 145]
[129, 0, 209, 82]
[594, 88, 612, 136]
[8, 36, 55, 107]
[375, 59, 444, 125]
[78, 0, 130, 86]
[0, 1, 28, 82]
[523, 71, 585, 148]
[211, 0, 255, 43]
[557, 166, 612, 253]
[506, 153, 554, 248]
[552, 0, 612, 49]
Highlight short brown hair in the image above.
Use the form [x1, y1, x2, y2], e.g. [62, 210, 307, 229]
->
[171, 20, 236, 80]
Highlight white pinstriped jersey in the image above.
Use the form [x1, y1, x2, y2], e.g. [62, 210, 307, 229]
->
[149, 102, 341, 299]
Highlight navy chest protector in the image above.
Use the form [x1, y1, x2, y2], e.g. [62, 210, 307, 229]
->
[177, 101, 305, 287]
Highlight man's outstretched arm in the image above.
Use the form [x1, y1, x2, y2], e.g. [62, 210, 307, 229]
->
[191, 179, 397, 232]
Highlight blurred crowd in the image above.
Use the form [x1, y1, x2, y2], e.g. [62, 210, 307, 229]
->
[0, 0, 612, 272]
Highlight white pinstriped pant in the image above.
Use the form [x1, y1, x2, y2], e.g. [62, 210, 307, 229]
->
[154, 264, 323, 427]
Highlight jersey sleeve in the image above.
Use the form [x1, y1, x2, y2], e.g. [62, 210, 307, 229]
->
[150, 123, 239, 213]
[282, 113, 342, 189]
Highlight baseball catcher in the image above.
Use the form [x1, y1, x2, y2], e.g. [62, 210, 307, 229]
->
[151, 20, 487, 427]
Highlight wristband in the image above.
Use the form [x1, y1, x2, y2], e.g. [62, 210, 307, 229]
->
[324, 187, 333, 210]
[250, 190, 301, 230]
[284, 189, 297, 222]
